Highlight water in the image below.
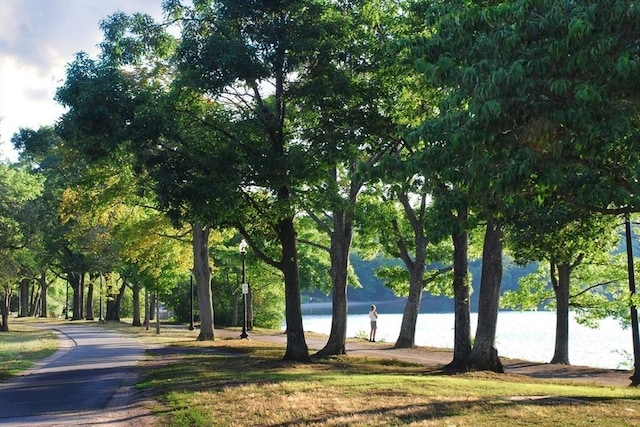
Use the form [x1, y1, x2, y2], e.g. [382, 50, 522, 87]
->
[300, 309, 635, 370]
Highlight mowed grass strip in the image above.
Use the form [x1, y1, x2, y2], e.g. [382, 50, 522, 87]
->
[0, 322, 58, 381]
[136, 338, 640, 427]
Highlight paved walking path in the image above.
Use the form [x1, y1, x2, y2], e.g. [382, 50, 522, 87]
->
[0, 324, 154, 427]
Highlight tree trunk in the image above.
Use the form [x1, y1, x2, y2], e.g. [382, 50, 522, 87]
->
[394, 191, 429, 349]
[0, 290, 10, 332]
[79, 273, 85, 319]
[149, 296, 155, 321]
[464, 219, 504, 373]
[144, 288, 150, 330]
[279, 217, 310, 362]
[39, 271, 48, 318]
[550, 262, 571, 364]
[28, 284, 40, 317]
[193, 223, 215, 341]
[448, 219, 472, 368]
[39, 282, 48, 318]
[247, 286, 254, 330]
[105, 279, 125, 321]
[85, 277, 95, 320]
[113, 281, 127, 321]
[395, 256, 426, 348]
[132, 282, 142, 327]
[69, 272, 83, 320]
[19, 278, 29, 317]
[315, 205, 353, 358]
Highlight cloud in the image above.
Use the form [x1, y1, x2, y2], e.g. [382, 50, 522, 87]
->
[0, 0, 164, 162]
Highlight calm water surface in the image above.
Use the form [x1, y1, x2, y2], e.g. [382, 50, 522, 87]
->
[299, 308, 634, 370]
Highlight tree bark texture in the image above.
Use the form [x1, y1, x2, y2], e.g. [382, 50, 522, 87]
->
[464, 219, 504, 373]
[69, 272, 83, 320]
[19, 278, 29, 317]
[550, 262, 571, 365]
[39, 271, 48, 318]
[105, 280, 125, 321]
[279, 217, 310, 362]
[85, 280, 94, 320]
[132, 282, 142, 327]
[0, 291, 9, 331]
[193, 223, 215, 341]
[316, 207, 352, 357]
[449, 225, 472, 368]
[247, 287, 254, 330]
[395, 253, 426, 348]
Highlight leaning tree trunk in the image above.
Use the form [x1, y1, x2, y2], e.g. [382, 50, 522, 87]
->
[315, 206, 353, 358]
[394, 191, 430, 348]
[395, 254, 427, 349]
[28, 284, 40, 317]
[464, 219, 504, 373]
[193, 223, 215, 341]
[279, 216, 310, 362]
[448, 218, 472, 369]
[550, 262, 571, 364]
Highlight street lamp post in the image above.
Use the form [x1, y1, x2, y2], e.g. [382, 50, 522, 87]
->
[239, 238, 249, 339]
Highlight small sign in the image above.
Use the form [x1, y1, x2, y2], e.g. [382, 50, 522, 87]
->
[242, 283, 249, 294]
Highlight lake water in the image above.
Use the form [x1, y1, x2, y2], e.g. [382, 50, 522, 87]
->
[299, 307, 636, 370]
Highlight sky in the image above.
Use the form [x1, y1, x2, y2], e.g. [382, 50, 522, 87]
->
[0, 0, 165, 162]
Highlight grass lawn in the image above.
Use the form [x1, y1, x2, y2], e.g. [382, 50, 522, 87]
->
[0, 319, 58, 382]
[106, 321, 640, 426]
[138, 342, 640, 426]
[3, 318, 640, 426]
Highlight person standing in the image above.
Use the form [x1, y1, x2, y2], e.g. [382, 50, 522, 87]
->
[368, 304, 378, 342]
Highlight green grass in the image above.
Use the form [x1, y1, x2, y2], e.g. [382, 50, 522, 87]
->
[136, 341, 640, 426]
[121, 326, 639, 427]
[0, 321, 58, 381]
[4, 318, 640, 426]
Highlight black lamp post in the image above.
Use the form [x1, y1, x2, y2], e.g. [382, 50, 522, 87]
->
[239, 238, 249, 339]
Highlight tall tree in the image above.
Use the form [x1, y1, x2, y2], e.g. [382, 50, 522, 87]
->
[296, 0, 401, 357]
[166, 0, 379, 361]
[410, 0, 640, 372]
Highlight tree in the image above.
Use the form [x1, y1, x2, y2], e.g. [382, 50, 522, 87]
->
[166, 0, 381, 361]
[505, 212, 628, 364]
[0, 162, 44, 330]
[410, 0, 640, 372]
[294, 0, 403, 357]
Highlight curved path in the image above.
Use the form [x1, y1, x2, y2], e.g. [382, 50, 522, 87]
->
[0, 324, 152, 426]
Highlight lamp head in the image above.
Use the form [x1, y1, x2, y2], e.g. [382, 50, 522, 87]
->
[239, 238, 248, 254]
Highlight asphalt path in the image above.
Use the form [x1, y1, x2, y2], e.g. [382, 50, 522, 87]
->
[0, 324, 147, 426]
